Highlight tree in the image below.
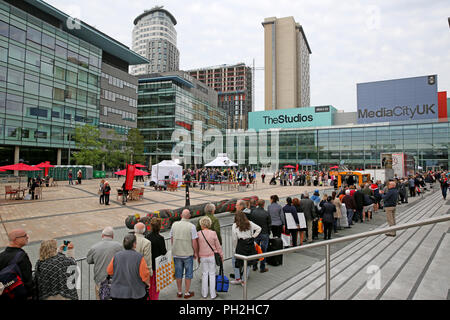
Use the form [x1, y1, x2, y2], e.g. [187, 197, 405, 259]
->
[73, 124, 104, 167]
[126, 128, 145, 164]
[102, 129, 126, 170]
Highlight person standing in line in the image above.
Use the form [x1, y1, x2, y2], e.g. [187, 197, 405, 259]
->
[145, 218, 167, 300]
[107, 234, 150, 300]
[33, 240, 78, 300]
[299, 192, 316, 243]
[86, 227, 123, 300]
[261, 172, 266, 183]
[292, 198, 306, 245]
[283, 197, 301, 247]
[341, 190, 356, 227]
[331, 191, 342, 232]
[134, 223, 153, 283]
[353, 187, 365, 223]
[380, 181, 399, 237]
[319, 197, 336, 240]
[197, 216, 224, 299]
[231, 210, 261, 285]
[170, 209, 198, 299]
[196, 203, 222, 245]
[439, 176, 449, 200]
[267, 195, 285, 238]
[0, 229, 33, 300]
[249, 199, 271, 272]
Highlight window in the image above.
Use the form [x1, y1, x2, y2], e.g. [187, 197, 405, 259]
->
[87, 92, 97, 105]
[0, 47, 6, 62]
[7, 69, 24, 85]
[89, 55, 99, 68]
[0, 20, 9, 37]
[54, 66, 65, 80]
[66, 70, 77, 84]
[78, 70, 88, 83]
[67, 50, 78, 64]
[65, 86, 77, 100]
[39, 84, 53, 98]
[88, 73, 98, 86]
[78, 55, 88, 68]
[0, 91, 5, 112]
[10, 26, 26, 43]
[77, 88, 87, 103]
[0, 65, 6, 82]
[25, 50, 40, 67]
[6, 94, 23, 115]
[40, 61, 53, 76]
[26, 27, 41, 43]
[53, 87, 65, 101]
[8, 44, 25, 61]
[41, 33, 55, 49]
[24, 80, 39, 95]
[55, 45, 67, 59]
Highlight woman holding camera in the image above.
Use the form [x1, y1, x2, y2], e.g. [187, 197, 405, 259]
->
[33, 240, 78, 300]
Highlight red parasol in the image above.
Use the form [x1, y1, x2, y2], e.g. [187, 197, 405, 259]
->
[330, 166, 339, 169]
[134, 164, 146, 168]
[35, 161, 54, 176]
[283, 165, 295, 169]
[114, 168, 150, 176]
[0, 163, 42, 189]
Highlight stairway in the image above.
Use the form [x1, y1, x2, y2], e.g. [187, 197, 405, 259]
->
[257, 190, 450, 300]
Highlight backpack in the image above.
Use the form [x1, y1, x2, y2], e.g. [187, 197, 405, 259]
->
[0, 251, 27, 300]
[363, 194, 373, 206]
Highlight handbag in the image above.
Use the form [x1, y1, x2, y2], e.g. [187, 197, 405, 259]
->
[200, 230, 222, 267]
[215, 264, 229, 292]
[281, 232, 291, 247]
[98, 275, 112, 300]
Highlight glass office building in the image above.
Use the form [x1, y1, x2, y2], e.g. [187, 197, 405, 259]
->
[137, 71, 226, 165]
[248, 75, 449, 171]
[0, 0, 147, 166]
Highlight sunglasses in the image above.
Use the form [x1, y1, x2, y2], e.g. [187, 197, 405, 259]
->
[15, 234, 28, 239]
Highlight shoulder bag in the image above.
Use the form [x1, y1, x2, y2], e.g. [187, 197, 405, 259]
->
[200, 230, 222, 267]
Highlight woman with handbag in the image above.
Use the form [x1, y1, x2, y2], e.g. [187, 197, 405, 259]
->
[99, 179, 105, 204]
[231, 211, 261, 286]
[197, 216, 224, 299]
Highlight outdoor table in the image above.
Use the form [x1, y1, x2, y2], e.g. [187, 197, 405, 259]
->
[14, 187, 27, 200]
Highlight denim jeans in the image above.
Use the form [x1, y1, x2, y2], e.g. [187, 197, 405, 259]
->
[347, 209, 354, 226]
[174, 256, 194, 279]
[254, 233, 269, 270]
[233, 255, 250, 281]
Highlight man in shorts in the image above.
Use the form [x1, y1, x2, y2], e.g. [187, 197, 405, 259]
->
[170, 209, 198, 299]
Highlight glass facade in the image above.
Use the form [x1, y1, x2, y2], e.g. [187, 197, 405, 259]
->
[138, 77, 226, 164]
[274, 121, 450, 170]
[0, 1, 101, 153]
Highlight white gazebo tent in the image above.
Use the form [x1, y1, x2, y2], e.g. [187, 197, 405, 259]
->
[151, 160, 183, 186]
[204, 153, 238, 167]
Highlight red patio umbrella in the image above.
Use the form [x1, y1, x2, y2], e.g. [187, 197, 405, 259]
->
[134, 164, 146, 168]
[330, 166, 339, 169]
[283, 165, 295, 169]
[0, 163, 42, 189]
[35, 161, 54, 177]
[114, 168, 150, 176]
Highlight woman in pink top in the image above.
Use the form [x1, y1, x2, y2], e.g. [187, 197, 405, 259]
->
[197, 216, 224, 299]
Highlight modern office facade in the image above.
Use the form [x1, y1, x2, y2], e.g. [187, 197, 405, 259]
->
[187, 63, 253, 130]
[0, 0, 147, 166]
[248, 75, 450, 171]
[137, 71, 226, 166]
[262, 16, 311, 111]
[131, 6, 179, 75]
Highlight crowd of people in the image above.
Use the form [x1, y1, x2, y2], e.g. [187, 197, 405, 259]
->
[2, 169, 449, 301]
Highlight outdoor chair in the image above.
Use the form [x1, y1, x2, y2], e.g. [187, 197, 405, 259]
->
[5, 185, 18, 200]
[130, 188, 140, 201]
[35, 186, 43, 200]
[168, 181, 177, 191]
[139, 188, 144, 200]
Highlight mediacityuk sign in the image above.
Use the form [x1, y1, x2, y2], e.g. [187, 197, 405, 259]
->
[357, 75, 439, 124]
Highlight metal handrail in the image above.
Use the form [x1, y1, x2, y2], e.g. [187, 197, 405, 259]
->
[235, 214, 450, 300]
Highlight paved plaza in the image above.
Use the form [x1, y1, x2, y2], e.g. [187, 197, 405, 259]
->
[1, 177, 449, 300]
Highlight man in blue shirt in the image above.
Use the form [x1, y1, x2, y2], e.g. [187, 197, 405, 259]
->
[380, 181, 399, 237]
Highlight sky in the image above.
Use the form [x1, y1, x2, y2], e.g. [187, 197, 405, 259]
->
[45, 0, 450, 112]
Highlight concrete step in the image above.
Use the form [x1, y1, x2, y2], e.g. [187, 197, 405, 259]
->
[410, 228, 450, 300]
[259, 191, 442, 300]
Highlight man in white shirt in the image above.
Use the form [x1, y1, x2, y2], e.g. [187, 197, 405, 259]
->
[134, 223, 153, 277]
[170, 209, 198, 299]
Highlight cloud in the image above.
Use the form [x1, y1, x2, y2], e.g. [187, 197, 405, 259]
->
[45, 0, 450, 112]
